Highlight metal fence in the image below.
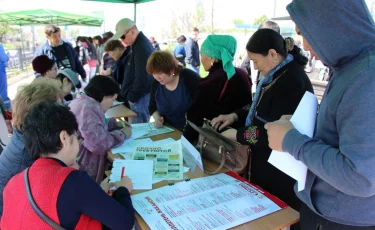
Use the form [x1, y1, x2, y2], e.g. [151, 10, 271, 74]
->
[6, 49, 34, 71]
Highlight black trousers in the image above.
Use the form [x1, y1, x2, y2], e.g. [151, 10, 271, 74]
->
[300, 203, 375, 230]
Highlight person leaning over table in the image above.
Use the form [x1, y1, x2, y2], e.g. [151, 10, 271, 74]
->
[0, 101, 135, 230]
[146, 50, 201, 131]
[69, 76, 132, 183]
[183, 34, 252, 143]
[211, 29, 313, 221]
[0, 78, 64, 219]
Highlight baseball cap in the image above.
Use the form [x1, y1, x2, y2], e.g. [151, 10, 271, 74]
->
[57, 68, 81, 89]
[112, 18, 136, 40]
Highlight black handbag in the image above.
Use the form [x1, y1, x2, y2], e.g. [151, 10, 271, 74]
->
[24, 167, 66, 230]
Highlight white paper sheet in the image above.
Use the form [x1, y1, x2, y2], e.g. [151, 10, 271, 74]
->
[131, 123, 174, 138]
[132, 173, 285, 230]
[110, 159, 153, 190]
[152, 166, 190, 184]
[151, 138, 176, 146]
[110, 130, 150, 154]
[268, 92, 318, 191]
[181, 136, 204, 172]
[111, 138, 153, 154]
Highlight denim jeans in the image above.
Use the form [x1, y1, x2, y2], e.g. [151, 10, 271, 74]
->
[129, 93, 150, 124]
[187, 64, 200, 73]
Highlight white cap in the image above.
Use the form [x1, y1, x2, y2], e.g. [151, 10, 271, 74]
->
[112, 18, 136, 40]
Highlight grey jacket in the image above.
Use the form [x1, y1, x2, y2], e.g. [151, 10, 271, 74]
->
[283, 0, 375, 226]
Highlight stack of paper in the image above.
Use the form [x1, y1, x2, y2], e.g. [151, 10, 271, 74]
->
[131, 123, 174, 138]
[110, 159, 153, 190]
[133, 141, 184, 181]
[268, 92, 318, 191]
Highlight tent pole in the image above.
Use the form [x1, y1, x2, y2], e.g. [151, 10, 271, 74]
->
[19, 25, 25, 70]
[134, 3, 137, 23]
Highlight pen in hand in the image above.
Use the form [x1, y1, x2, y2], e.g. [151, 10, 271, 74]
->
[255, 112, 273, 124]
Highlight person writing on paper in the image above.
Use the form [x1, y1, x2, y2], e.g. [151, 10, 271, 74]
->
[146, 51, 201, 131]
[264, 0, 375, 229]
[211, 29, 312, 214]
[1, 101, 135, 230]
[69, 76, 132, 182]
[183, 35, 252, 143]
[0, 78, 63, 219]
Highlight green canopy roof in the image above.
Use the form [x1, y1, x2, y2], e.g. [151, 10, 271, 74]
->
[0, 9, 103, 26]
[82, 0, 154, 3]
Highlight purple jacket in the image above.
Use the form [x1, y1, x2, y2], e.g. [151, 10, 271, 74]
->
[69, 95, 126, 182]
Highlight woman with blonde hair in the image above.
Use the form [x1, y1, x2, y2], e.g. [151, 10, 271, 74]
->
[0, 78, 63, 219]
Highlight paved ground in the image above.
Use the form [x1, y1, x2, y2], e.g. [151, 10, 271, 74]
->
[7, 72, 34, 100]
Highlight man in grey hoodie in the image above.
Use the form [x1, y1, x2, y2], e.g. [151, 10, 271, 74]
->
[264, 0, 375, 229]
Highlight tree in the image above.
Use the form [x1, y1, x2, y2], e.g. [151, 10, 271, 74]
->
[232, 19, 244, 25]
[253, 15, 269, 26]
[0, 23, 19, 42]
[192, 0, 205, 30]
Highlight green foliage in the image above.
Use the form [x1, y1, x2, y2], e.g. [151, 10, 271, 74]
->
[253, 15, 269, 26]
[0, 23, 19, 42]
[232, 19, 244, 25]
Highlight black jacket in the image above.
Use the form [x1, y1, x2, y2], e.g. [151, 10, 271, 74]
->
[235, 60, 313, 211]
[185, 38, 200, 67]
[121, 32, 154, 103]
[184, 62, 252, 143]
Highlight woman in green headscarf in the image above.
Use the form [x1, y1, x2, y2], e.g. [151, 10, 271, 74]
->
[183, 35, 253, 143]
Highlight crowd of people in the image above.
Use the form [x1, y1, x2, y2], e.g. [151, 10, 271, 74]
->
[0, 0, 374, 229]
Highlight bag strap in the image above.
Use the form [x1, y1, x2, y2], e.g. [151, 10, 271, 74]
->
[24, 167, 66, 230]
[198, 136, 227, 175]
[218, 80, 228, 102]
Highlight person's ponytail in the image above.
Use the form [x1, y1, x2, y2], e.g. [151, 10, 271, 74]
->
[285, 37, 308, 67]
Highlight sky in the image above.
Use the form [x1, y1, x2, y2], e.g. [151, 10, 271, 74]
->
[1, 0, 374, 41]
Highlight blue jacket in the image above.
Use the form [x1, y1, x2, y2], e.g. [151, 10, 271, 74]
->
[283, 0, 375, 226]
[0, 44, 9, 69]
[0, 130, 34, 219]
[121, 32, 154, 103]
[185, 37, 200, 67]
[34, 41, 86, 80]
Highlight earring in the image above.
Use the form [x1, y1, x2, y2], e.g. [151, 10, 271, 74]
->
[211, 63, 213, 66]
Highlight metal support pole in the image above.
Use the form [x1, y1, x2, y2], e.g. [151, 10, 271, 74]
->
[134, 3, 137, 23]
[19, 25, 24, 70]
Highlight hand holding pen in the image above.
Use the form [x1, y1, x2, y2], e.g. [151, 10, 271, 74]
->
[120, 120, 132, 139]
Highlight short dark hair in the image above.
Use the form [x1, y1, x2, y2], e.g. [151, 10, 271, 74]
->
[23, 101, 78, 160]
[192, 27, 199, 33]
[258, 20, 280, 34]
[84, 75, 120, 102]
[93, 35, 103, 45]
[177, 35, 186, 43]
[104, 39, 124, 52]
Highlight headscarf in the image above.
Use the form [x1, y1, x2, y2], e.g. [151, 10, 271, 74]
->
[200, 35, 237, 80]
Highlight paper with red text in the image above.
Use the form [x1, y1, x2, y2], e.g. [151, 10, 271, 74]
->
[131, 172, 287, 230]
